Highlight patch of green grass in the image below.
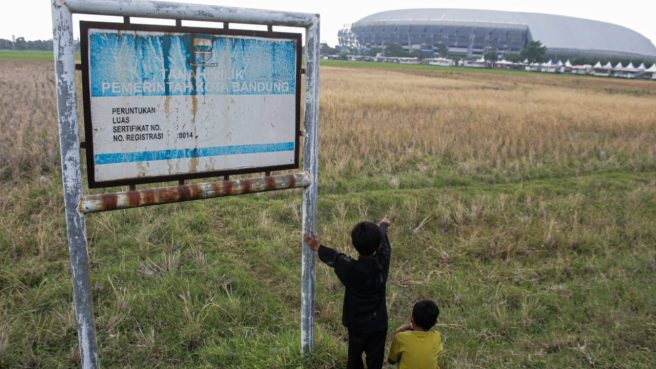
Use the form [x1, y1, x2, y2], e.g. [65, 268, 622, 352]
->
[321, 59, 542, 77]
[0, 50, 82, 61]
[1, 169, 654, 368]
[0, 50, 53, 60]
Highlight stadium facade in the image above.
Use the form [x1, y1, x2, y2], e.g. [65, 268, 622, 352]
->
[338, 9, 656, 60]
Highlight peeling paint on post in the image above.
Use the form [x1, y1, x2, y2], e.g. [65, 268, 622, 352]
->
[51, 1, 99, 369]
[64, 0, 315, 27]
[301, 15, 320, 354]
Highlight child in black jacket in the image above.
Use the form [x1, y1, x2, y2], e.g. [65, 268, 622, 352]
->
[304, 217, 392, 369]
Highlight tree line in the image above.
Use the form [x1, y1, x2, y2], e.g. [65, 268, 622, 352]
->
[0, 38, 54, 51]
[322, 40, 655, 66]
[322, 41, 549, 61]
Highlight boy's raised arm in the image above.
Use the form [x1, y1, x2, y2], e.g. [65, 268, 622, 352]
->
[378, 217, 392, 256]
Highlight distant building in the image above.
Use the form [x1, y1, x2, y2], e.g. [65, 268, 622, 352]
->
[339, 9, 656, 60]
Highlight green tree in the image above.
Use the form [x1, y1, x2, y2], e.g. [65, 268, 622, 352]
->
[384, 43, 410, 57]
[436, 44, 449, 57]
[320, 43, 337, 56]
[368, 47, 383, 57]
[26, 39, 53, 51]
[0, 38, 12, 50]
[14, 37, 26, 50]
[504, 53, 523, 63]
[521, 40, 547, 63]
[483, 48, 499, 64]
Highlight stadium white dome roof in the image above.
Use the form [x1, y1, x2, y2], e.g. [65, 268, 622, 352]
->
[352, 9, 656, 59]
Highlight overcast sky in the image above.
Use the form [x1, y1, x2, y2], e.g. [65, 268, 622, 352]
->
[2, 0, 655, 47]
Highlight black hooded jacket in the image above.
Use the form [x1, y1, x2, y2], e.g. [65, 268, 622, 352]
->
[318, 223, 391, 333]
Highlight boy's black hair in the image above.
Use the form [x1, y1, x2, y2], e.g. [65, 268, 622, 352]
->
[412, 300, 440, 330]
[350, 221, 382, 256]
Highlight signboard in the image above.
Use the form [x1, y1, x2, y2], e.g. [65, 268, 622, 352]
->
[81, 22, 301, 187]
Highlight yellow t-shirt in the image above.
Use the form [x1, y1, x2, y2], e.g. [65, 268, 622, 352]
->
[387, 330, 443, 369]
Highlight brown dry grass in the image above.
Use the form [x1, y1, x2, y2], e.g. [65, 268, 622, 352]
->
[319, 66, 656, 188]
[0, 60, 59, 181]
[1, 60, 655, 186]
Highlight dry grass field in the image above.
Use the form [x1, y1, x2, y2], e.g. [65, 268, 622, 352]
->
[0, 60, 60, 181]
[1, 58, 655, 368]
[1, 60, 655, 185]
[319, 66, 656, 190]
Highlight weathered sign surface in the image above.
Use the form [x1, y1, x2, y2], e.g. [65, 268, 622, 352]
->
[81, 22, 301, 187]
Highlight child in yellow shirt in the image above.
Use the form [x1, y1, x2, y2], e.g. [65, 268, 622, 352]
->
[387, 300, 443, 369]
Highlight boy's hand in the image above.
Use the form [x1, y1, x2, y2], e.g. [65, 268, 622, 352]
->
[303, 233, 320, 252]
[380, 217, 392, 226]
[395, 323, 412, 334]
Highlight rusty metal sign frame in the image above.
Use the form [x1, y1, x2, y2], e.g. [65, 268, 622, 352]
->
[51, 1, 319, 368]
[80, 21, 303, 188]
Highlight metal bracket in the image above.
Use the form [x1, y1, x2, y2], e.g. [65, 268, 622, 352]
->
[79, 172, 310, 214]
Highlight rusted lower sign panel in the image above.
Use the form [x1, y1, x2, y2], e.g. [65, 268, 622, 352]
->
[81, 22, 302, 188]
[79, 173, 309, 213]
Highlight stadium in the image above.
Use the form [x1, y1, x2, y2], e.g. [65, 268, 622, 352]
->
[338, 9, 656, 60]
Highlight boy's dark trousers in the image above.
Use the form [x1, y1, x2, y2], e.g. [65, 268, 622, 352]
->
[347, 328, 387, 369]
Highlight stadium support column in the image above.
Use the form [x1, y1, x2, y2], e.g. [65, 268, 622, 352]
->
[468, 31, 476, 57]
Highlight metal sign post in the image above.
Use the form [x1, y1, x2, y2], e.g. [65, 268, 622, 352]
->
[51, 1, 319, 368]
[51, 3, 99, 368]
[301, 17, 320, 354]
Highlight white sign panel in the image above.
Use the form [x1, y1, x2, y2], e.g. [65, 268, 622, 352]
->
[81, 22, 301, 187]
